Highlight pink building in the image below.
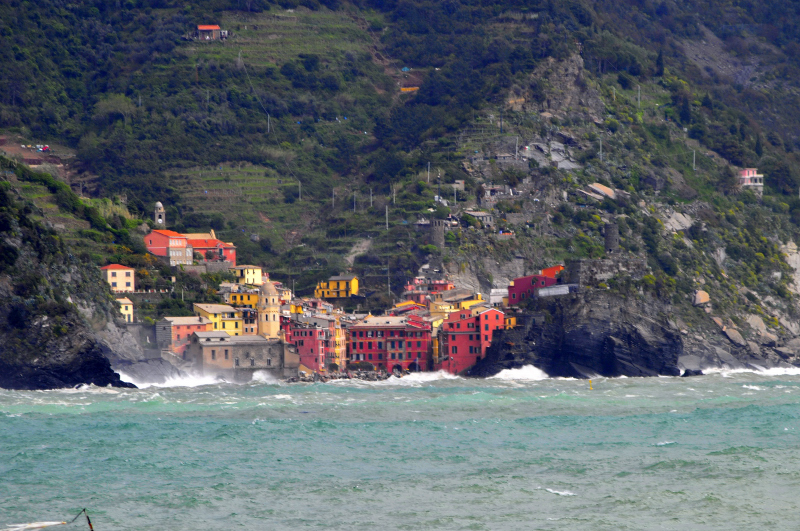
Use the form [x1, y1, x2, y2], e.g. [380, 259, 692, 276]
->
[437, 307, 505, 374]
[739, 168, 764, 195]
[349, 314, 432, 373]
[145, 230, 193, 266]
[507, 274, 557, 304]
[188, 237, 236, 266]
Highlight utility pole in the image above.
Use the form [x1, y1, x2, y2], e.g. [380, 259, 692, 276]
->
[387, 261, 391, 294]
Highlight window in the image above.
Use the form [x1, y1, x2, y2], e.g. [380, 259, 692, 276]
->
[451, 335, 455, 341]
[398, 353, 403, 360]
[250, 358, 255, 367]
[469, 334, 473, 340]
[485, 335, 488, 341]
[512, 293, 516, 299]
[235, 322, 239, 329]
[177, 334, 181, 340]
[496, 314, 499, 320]
[368, 354, 373, 360]
[267, 358, 271, 366]
[125, 282, 131, 287]
[211, 350, 216, 360]
[111, 282, 117, 287]
[452, 346, 457, 354]
[391, 353, 396, 360]
[457, 323, 461, 329]
[214, 323, 217, 329]
[359, 342, 363, 350]
[469, 346, 474, 354]
[378, 342, 383, 349]
[224, 350, 229, 360]
[368, 342, 372, 349]
[235, 358, 239, 367]
[485, 324, 489, 331]
[378, 353, 383, 360]
[111, 272, 117, 277]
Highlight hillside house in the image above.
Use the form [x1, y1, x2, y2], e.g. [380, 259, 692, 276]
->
[230, 265, 263, 286]
[197, 25, 227, 40]
[116, 297, 134, 322]
[193, 303, 243, 334]
[464, 210, 494, 228]
[188, 237, 236, 266]
[145, 230, 193, 266]
[314, 274, 359, 298]
[739, 168, 764, 196]
[507, 274, 558, 305]
[101, 264, 135, 292]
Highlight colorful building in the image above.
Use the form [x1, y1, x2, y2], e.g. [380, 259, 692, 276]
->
[187, 236, 236, 266]
[507, 274, 557, 305]
[314, 274, 359, 298]
[739, 168, 764, 195]
[100, 264, 136, 292]
[230, 265, 263, 286]
[144, 230, 193, 266]
[116, 297, 134, 322]
[155, 316, 213, 356]
[193, 303, 243, 335]
[540, 265, 565, 279]
[349, 314, 432, 373]
[222, 289, 260, 309]
[438, 307, 505, 374]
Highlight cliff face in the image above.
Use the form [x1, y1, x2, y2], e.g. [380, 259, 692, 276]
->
[469, 291, 683, 378]
[0, 182, 135, 390]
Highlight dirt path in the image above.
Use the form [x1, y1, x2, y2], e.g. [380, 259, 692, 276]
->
[345, 238, 372, 266]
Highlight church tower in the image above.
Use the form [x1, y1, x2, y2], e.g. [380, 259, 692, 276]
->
[154, 201, 166, 228]
[257, 276, 281, 339]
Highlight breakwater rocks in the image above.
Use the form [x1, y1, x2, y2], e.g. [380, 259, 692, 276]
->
[287, 371, 394, 383]
[469, 291, 682, 378]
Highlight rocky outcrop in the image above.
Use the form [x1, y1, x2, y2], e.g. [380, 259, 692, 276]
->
[0, 182, 135, 390]
[469, 291, 682, 378]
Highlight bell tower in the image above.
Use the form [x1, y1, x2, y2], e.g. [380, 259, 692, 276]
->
[154, 201, 166, 228]
[258, 276, 281, 340]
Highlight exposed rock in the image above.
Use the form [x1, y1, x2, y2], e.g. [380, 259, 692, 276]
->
[711, 316, 724, 328]
[746, 341, 761, 357]
[746, 314, 767, 334]
[723, 328, 747, 347]
[682, 369, 704, 377]
[469, 291, 682, 378]
[693, 290, 710, 306]
[665, 212, 693, 232]
[759, 331, 778, 347]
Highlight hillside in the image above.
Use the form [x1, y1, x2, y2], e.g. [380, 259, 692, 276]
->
[4, 0, 800, 364]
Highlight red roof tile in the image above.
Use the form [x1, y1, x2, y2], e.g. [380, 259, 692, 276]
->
[198, 25, 221, 30]
[100, 264, 134, 270]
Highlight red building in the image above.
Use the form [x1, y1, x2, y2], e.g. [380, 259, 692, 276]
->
[438, 307, 505, 374]
[349, 314, 432, 373]
[188, 237, 236, 266]
[540, 265, 565, 279]
[507, 274, 557, 304]
[145, 230, 193, 266]
[286, 321, 328, 373]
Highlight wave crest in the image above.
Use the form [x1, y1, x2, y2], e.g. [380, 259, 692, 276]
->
[489, 365, 550, 381]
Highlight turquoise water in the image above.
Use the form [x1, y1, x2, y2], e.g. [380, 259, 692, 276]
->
[3, 367, 800, 530]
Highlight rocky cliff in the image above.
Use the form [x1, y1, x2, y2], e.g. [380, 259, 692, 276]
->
[469, 291, 683, 378]
[0, 181, 136, 390]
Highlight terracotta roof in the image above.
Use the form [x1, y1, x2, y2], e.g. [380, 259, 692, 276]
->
[151, 229, 186, 238]
[187, 238, 235, 248]
[115, 297, 133, 304]
[198, 25, 221, 30]
[100, 264, 134, 270]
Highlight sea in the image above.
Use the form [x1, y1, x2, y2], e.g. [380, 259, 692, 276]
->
[3, 367, 800, 530]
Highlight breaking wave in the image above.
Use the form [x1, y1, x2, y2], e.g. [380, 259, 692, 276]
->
[489, 365, 550, 381]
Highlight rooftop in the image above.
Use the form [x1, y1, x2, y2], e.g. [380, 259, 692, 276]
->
[198, 25, 221, 30]
[150, 229, 186, 238]
[100, 263, 134, 270]
[160, 316, 211, 325]
[115, 297, 133, 304]
[329, 274, 357, 281]
[194, 303, 237, 314]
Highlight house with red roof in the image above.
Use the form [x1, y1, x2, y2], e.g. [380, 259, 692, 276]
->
[100, 264, 135, 292]
[188, 237, 236, 266]
[145, 230, 193, 266]
[197, 25, 227, 40]
[437, 307, 505, 374]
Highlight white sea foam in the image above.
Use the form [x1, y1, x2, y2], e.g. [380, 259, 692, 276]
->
[742, 385, 764, 391]
[489, 365, 549, 381]
[251, 371, 281, 384]
[545, 488, 576, 496]
[119, 372, 222, 389]
[702, 366, 800, 377]
[656, 441, 676, 446]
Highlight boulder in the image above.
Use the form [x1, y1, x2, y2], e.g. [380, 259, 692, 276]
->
[682, 369, 704, 377]
[746, 314, 767, 334]
[723, 328, 747, 347]
[693, 290, 710, 306]
[759, 331, 778, 347]
[711, 317, 724, 328]
[746, 341, 761, 357]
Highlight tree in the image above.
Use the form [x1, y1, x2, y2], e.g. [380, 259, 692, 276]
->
[755, 134, 763, 157]
[716, 166, 738, 194]
[679, 97, 691, 124]
[93, 94, 135, 126]
[655, 49, 664, 76]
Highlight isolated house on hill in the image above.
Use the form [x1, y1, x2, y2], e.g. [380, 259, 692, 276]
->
[197, 25, 228, 40]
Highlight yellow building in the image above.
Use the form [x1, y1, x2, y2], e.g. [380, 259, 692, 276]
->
[230, 265, 263, 286]
[257, 281, 281, 339]
[223, 291, 260, 309]
[314, 274, 359, 298]
[193, 303, 244, 335]
[116, 297, 134, 323]
[100, 264, 135, 293]
[504, 316, 517, 329]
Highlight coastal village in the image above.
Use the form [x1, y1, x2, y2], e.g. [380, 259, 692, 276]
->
[99, 190, 672, 382]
